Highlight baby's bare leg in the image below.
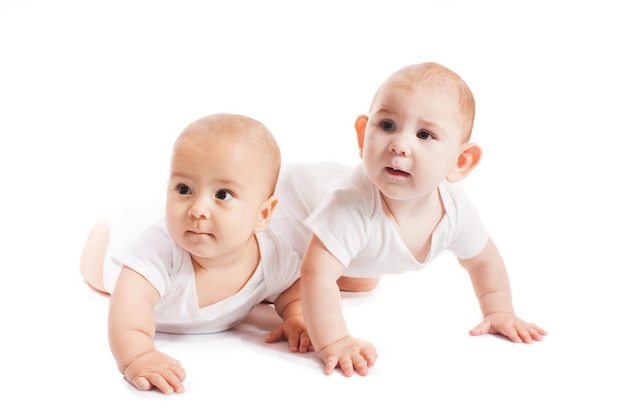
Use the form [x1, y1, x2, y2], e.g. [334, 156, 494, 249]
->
[79, 218, 111, 295]
[337, 277, 380, 292]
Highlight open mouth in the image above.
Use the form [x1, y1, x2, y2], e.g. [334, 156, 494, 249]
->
[385, 167, 410, 177]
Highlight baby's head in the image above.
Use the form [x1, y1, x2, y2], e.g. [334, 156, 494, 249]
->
[356, 62, 482, 201]
[171, 113, 281, 195]
[166, 113, 281, 260]
[370, 62, 475, 143]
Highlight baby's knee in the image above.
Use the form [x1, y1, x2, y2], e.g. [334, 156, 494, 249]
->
[337, 277, 380, 292]
[79, 218, 111, 294]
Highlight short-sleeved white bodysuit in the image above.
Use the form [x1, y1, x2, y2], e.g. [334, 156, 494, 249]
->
[270, 162, 490, 278]
[103, 214, 300, 335]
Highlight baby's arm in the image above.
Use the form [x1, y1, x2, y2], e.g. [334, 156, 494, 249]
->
[265, 279, 312, 352]
[108, 266, 186, 394]
[458, 239, 546, 343]
[300, 235, 377, 376]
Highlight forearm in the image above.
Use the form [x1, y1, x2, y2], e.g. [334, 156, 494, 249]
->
[474, 284, 514, 317]
[300, 235, 351, 351]
[277, 299, 304, 321]
[108, 292, 158, 374]
[461, 239, 515, 317]
[471, 259, 515, 316]
[108, 326, 157, 374]
[273, 279, 304, 320]
[301, 275, 349, 351]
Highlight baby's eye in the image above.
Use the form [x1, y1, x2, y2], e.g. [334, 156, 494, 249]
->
[380, 120, 395, 131]
[215, 190, 234, 201]
[417, 130, 434, 141]
[176, 184, 192, 195]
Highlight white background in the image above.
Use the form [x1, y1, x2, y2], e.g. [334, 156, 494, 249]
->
[1, 1, 624, 415]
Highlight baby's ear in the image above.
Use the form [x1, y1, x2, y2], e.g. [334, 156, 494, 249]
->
[355, 115, 368, 157]
[446, 142, 482, 183]
[256, 195, 278, 232]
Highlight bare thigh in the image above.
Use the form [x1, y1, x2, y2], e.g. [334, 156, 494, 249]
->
[337, 277, 380, 292]
[79, 218, 111, 295]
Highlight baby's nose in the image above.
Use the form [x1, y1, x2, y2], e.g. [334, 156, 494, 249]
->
[388, 134, 411, 156]
[188, 198, 211, 219]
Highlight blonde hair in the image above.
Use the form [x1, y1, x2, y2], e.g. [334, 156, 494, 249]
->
[371, 62, 476, 142]
[174, 113, 281, 195]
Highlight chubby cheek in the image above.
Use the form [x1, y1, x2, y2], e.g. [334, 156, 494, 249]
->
[165, 203, 188, 230]
[361, 145, 381, 169]
[166, 198, 187, 215]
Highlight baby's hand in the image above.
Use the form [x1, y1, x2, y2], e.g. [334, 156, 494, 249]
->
[123, 351, 186, 394]
[265, 315, 313, 353]
[318, 336, 377, 377]
[470, 312, 547, 343]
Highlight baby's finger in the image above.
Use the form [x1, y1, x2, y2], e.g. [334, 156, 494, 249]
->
[469, 320, 490, 336]
[141, 373, 175, 394]
[531, 324, 548, 337]
[502, 323, 523, 343]
[147, 369, 185, 394]
[298, 332, 312, 353]
[265, 326, 285, 344]
[170, 362, 186, 383]
[515, 327, 534, 344]
[351, 354, 370, 376]
[338, 355, 355, 377]
[323, 355, 339, 376]
[287, 330, 303, 352]
[163, 369, 185, 394]
[360, 343, 378, 366]
[528, 326, 546, 341]
[130, 375, 152, 391]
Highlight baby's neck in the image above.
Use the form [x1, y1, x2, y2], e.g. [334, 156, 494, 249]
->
[191, 237, 260, 308]
[381, 189, 442, 222]
[381, 189, 444, 263]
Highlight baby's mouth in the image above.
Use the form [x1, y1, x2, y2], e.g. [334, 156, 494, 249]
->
[385, 167, 410, 177]
[189, 230, 214, 237]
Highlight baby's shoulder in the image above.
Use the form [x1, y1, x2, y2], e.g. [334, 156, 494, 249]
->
[324, 166, 379, 214]
[256, 228, 299, 264]
[439, 181, 473, 208]
[256, 229, 300, 289]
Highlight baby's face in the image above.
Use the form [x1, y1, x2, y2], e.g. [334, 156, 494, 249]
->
[165, 136, 272, 262]
[362, 84, 467, 202]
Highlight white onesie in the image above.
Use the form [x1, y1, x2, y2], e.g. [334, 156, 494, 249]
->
[104, 215, 300, 334]
[271, 162, 490, 278]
